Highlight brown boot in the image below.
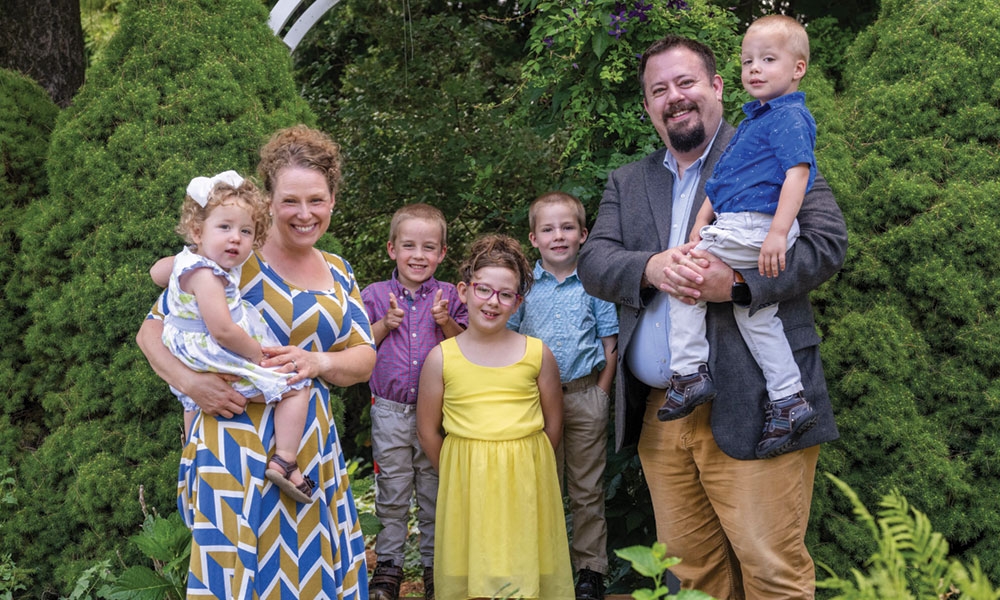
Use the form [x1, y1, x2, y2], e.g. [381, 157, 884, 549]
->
[369, 561, 404, 600]
[423, 566, 434, 600]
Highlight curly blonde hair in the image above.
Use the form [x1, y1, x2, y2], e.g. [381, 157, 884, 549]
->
[458, 234, 534, 297]
[257, 125, 343, 198]
[175, 179, 271, 249]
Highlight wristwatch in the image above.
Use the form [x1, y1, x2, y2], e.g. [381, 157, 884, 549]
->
[731, 272, 751, 307]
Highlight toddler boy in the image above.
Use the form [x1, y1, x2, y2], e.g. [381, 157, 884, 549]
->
[362, 203, 467, 600]
[508, 191, 618, 600]
[659, 15, 819, 459]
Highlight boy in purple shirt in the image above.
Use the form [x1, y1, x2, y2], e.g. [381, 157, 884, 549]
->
[659, 15, 819, 459]
[362, 203, 467, 600]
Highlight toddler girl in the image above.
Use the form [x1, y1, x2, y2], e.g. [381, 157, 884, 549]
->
[416, 234, 574, 599]
[162, 171, 315, 503]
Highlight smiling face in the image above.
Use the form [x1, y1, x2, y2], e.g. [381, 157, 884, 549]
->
[191, 200, 256, 270]
[741, 29, 807, 104]
[529, 201, 587, 274]
[268, 166, 334, 251]
[388, 217, 447, 291]
[458, 266, 522, 334]
[642, 46, 725, 160]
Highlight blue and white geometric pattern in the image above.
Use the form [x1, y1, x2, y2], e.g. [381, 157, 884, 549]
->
[173, 251, 373, 599]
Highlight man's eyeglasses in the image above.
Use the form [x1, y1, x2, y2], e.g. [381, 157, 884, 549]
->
[470, 282, 521, 307]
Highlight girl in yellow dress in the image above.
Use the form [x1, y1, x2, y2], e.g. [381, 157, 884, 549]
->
[417, 234, 575, 600]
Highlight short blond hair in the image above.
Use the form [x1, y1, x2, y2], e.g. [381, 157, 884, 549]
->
[389, 203, 448, 247]
[176, 179, 270, 249]
[528, 191, 587, 232]
[746, 15, 810, 65]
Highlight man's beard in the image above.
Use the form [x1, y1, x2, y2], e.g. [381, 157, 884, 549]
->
[667, 120, 706, 153]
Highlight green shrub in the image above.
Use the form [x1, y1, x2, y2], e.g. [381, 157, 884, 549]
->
[0, 70, 58, 460]
[6, 0, 313, 593]
[812, 0, 1000, 582]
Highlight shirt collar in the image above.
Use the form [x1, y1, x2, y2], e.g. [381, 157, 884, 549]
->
[533, 260, 579, 282]
[390, 269, 437, 297]
[742, 91, 806, 118]
[662, 121, 724, 179]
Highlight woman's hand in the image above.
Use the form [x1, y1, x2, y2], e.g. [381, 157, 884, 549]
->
[188, 372, 248, 416]
[136, 318, 248, 418]
[261, 345, 312, 386]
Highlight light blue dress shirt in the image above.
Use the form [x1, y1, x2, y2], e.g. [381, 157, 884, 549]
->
[626, 127, 720, 389]
[508, 262, 619, 382]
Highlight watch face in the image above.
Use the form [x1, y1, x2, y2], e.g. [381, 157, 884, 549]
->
[732, 282, 751, 305]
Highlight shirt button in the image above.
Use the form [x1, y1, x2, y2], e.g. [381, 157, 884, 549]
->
[410, 388, 416, 393]
[412, 360, 418, 365]
[655, 322, 661, 328]
[411, 306, 416, 311]
[412, 333, 417, 338]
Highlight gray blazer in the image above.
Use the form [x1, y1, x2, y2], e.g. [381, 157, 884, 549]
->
[578, 122, 848, 459]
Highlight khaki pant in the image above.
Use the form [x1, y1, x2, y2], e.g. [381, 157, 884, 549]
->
[371, 396, 438, 567]
[554, 374, 610, 574]
[638, 389, 818, 599]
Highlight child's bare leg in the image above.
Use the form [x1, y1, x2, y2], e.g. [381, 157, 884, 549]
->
[271, 387, 309, 487]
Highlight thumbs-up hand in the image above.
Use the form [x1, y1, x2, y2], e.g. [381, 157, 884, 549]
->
[383, 293, 405, 330]
[431, 289, 450, 326]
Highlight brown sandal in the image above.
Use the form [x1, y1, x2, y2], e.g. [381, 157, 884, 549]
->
[265, 454, 316, 504]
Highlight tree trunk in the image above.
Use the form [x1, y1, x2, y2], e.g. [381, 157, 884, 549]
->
[0, 0, 84, 107]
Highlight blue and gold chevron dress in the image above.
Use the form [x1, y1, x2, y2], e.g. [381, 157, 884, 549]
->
[167, 250, 373, 599]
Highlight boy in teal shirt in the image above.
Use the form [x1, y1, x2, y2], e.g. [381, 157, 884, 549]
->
[508, 191, 618, 600]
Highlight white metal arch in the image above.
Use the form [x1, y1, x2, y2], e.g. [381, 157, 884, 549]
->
[268, 0, 342, 51]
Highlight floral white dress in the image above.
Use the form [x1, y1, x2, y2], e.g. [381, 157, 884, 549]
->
[161, 247, 307, 410]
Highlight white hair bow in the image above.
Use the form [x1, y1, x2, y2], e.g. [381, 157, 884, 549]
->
[186, 170, 245, 207]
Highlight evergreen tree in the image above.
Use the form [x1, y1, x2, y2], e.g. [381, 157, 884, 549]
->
[0, 70, 58, 460]
[812, 0, 1000, 580]
[6, 0, 312, 592]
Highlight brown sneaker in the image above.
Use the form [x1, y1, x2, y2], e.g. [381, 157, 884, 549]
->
[755, 391, 818, 458]
[657, 364, 716, 421]
[423, 566, 434, 600]
[369, 561, 404, 600]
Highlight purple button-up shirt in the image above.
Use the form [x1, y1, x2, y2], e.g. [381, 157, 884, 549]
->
[361, 271, 467, 404]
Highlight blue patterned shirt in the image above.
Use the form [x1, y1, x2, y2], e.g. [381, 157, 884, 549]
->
[508, 262, 618, 382]
[705, 91, 817, 215]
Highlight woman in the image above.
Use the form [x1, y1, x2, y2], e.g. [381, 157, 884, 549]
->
[137, 125, 376, 599]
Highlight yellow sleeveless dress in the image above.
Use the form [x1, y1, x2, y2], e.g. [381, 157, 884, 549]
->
[435, 336, 574, 600]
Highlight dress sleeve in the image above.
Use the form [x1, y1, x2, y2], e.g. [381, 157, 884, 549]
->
[330, 254, 376, 351]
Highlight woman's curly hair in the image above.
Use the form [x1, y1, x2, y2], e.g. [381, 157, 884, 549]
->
[176, 179, 271, 249]
[257, 124, 343, 198]
[458, 234, 534, 297]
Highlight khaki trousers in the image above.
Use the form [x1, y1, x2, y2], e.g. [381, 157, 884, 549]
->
[637, 389, 818, 599]
[554, 375, 610, 574]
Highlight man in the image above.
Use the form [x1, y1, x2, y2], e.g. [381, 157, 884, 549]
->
[577, 35, 847, 599]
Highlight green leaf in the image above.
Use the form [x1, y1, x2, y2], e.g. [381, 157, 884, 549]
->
[106, 566, 172, 600]
[592, 32, 610, 59]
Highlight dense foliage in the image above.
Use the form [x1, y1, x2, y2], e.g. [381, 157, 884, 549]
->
[811, 0, 1000, 582]
[297, 0, 562, 287]
[0, 70, 58, 464]
[518, 0, 748, 210]
[3, 0, 312, 593]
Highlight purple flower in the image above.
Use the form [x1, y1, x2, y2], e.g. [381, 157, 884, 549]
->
[666, 0, 688, 9]
[628, 1, 652, 22]
[543, 36, 554, 47]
